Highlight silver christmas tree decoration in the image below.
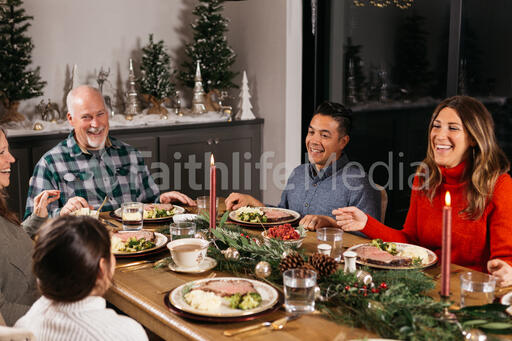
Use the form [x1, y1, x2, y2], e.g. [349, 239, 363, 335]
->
[346, 59, 358, 106]
[191, 60, 207, 114]
[71, 64, 80, 89]
[125, 59, 141, 118]
[96, 67, 114, 116]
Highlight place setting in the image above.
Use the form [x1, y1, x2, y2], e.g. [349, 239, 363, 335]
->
[109, 201, 186, 225]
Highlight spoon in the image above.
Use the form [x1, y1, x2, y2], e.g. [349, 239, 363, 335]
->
[97, 195, 109, 214]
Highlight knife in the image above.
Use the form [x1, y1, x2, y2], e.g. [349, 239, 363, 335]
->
[115, 260, 152, 269]
[223, 314, 301, 337]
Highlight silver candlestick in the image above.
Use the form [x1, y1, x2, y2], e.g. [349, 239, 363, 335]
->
[125, 58, 141, 118]
[191, 60, 207, 114]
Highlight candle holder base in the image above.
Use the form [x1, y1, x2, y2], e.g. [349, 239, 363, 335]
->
[437, 294, 457, 322]
[439, 307, 457, 322]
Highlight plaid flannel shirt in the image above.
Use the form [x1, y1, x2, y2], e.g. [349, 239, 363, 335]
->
[24, 132, 160, 219]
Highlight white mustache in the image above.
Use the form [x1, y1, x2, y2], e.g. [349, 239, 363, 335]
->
[88, 127, 104, 134]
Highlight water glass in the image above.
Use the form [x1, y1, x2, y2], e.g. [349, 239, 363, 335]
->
[460, 271, 496, 307]
[316, 227, 343, 261]
[283, 269, 317, 313]
[169, 222, 196, 241]
[121, 202, 143, 231]
[197, 196, 219, 216]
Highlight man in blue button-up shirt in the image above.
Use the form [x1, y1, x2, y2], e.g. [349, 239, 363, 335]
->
[226, 102, 380, 231]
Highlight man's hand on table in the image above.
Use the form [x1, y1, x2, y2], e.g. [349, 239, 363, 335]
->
[160, 191, 196, 206]
[225, 192, 263, 210]
[34, 190, 61, 218]
[488, 259, 512, 287]
[332, 207, 368, 232]
[300, 214, 337, 231]
[60, 196, 93, 216]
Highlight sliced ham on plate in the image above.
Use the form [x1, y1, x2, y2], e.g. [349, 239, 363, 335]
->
[113, 231, 155, 243]
[356, 245, 412, 267]
[144, 203, 174, 211]
[197, 280, 257, 297]
[261, 208, 295, 222]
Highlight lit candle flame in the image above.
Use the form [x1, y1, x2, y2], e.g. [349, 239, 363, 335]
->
[445, 191, 451, 207]
[210, 154, 215, 166]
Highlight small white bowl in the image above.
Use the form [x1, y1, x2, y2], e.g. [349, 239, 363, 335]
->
[261, 230, 304, 248]
[173, 214, 199, 223]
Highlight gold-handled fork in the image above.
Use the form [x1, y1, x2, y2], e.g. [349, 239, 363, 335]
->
[97, 195, 109, 213]
[223, 314, 301, 337]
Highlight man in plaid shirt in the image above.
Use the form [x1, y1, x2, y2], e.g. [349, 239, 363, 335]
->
[24, 86, 195, 219]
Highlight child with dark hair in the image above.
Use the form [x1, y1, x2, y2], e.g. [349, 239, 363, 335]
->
[15, 216, 148, 340]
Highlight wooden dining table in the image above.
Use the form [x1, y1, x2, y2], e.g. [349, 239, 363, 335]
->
[101, 204, 511, 341]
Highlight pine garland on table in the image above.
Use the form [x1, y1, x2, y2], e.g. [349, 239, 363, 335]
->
[156, 212, 512, 340]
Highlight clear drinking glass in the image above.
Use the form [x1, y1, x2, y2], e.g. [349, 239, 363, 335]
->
[121, 202, 143, 231]
[316, 227, 343, 261]
[283, 269, 317, 313]
[196, 196, 219, 217]
[169, 222, 196, 241]
[460, 272, 496, 307]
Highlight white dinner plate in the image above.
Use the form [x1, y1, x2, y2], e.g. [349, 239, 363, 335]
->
[113, 204, 185, 222]
[229, 207, 300, 226]
[169, 277, 279, 317]
[346, 242, 438, 270]
[112, 231, 168, 255]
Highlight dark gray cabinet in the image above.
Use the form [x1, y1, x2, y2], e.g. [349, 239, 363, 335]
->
[7, 119, 263, 218]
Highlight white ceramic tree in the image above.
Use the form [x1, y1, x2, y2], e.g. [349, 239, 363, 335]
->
[237, 70, 256, 120]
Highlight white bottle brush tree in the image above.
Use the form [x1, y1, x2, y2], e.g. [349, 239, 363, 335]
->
[237, 71, 255, 120]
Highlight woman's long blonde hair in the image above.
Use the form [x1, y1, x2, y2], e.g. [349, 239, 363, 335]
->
[418, 96, 510, 219]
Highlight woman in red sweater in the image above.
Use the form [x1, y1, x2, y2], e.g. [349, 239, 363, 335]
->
[334, 96, 512, 286]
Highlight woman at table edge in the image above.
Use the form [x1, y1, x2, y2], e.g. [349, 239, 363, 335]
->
[15, 216, 148, 340]
[334, 95, 512, 287]
[0, 127, 60, 325]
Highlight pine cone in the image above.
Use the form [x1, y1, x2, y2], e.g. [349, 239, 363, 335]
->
[297, 263, 317, 274]
[309, 252, 338, 277]
[279, 253, 305, 273]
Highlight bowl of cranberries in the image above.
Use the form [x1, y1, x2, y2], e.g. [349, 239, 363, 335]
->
[261, 224, 305, 248]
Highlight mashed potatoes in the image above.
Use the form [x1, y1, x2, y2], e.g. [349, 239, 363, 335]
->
[398, 246, 429, 265]
[184, 290, 222, 312]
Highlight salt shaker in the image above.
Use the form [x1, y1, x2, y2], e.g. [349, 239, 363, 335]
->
[343, 250, 357, 274]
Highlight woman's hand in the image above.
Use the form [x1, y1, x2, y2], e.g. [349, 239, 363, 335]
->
[332, 206, 368, 232]
[33, 190, 60, 218]
[487, 259, 512, 287]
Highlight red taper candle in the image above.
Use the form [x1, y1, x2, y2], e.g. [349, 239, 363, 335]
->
[441, 191, 452, 297]
[209, 154, 216, 233]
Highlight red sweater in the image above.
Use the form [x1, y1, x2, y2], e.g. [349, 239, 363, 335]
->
[363, 161, 512, 272]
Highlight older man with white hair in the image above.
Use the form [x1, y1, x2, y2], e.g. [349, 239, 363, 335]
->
[24, 85, 194, 223]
